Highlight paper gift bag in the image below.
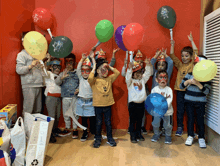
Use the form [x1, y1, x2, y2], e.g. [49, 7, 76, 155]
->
[10, 117, 26, 166]
[25, 114, 54, 166]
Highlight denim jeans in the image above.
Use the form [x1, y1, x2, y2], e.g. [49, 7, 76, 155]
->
[152, 115, 173, 136]
[185, 102, 206, 138]
[128, 102, 145, 136]
[95, 106, 112, 140]
[176, 90, 186, 129]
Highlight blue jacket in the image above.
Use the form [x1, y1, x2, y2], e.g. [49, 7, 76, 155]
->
[55, 70, 79, 97]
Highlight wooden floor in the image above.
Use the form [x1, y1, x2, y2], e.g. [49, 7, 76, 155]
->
[45, 129, 220, 166]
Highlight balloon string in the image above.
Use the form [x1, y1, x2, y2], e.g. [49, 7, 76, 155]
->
[39, 60, 48, 76]
[47, 28, 53, 39]
[94, 41, 102, 48]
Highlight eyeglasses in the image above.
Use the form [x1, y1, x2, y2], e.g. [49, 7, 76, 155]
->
[52, 65, 61, 70]
[81, 69, 91, 74]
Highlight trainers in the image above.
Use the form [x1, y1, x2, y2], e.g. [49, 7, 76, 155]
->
[53, 128, 62, 137]
[72, 130, 78, 139]
[93, 139, 101, 148]
[185, 136, 194, 146]
[175, 127, 183, 136]
[141, 127, 148, 135]
[151, 134, 160, 142]
[136, 134, 145, 141]
[49, 133, 57, 143]
[198, 138, 207, 148]
[165, 136, 172, 144]
[130, 135, 137, 143]
[161, 128, 165, 137]
[107, 138, 117, 147]
[80, 130, 88, 142]
[58, 128, 71, 137]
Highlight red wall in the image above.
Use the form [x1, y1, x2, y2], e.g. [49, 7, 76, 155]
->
[0, 0, 35, 115]
[1, 0, 201, 130]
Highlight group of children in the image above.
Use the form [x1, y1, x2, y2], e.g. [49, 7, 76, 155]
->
[16, 32, 211, 149]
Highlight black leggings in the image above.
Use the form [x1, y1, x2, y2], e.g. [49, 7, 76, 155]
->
[81, 116, 96, 134]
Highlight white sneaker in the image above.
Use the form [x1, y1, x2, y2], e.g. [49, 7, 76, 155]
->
[198, 138, 207, 148]
[185, 136, 194, 146]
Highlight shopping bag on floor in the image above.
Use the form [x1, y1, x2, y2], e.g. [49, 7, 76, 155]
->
[0, 120, 11, 166]
[10, 117, 26, 166]
[23, 112, 35, 142]
[25, 114, 54, 166]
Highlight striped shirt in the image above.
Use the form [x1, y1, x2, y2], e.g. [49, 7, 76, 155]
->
[179, 72, 211, 103]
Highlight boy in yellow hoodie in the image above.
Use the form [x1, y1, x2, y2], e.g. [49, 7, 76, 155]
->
[88, 53, 120, 148]
[170, 32, 198, 136]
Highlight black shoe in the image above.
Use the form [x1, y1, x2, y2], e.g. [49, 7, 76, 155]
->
[53, 128, 62, 137]
[141, 127, 148, 135]
[80, 130, 88, 142]
[93, 139, 101, 148]
[136, 134, 145, 141]
[107, 138, 117, 147]
[130, 135, 137, 143]
[72, 130, 79, 139]
[58, 128, 71, 137]
[49, 133, 57, 143]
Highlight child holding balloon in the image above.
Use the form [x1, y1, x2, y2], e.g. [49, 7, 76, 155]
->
[16, 32, 44, 115]
[170, 32, 198, 136]
[41, 57, 62, 143]
[75, 52, 96, 142]
[125, 58, 152, 143]
[179, 55, 211, 148]
[151, 70, 173, 144]
[88, 57, 120, 148]
[150, 48, 173, 136]
[55, 53, 80, 138]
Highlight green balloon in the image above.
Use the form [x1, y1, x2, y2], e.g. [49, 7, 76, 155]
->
[157, 6, 176, 29]
[95, 19, 114, 42]
[48, 36, 73, 58]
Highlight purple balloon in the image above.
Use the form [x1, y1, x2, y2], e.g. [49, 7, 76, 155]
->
[115, 25, 127, 51]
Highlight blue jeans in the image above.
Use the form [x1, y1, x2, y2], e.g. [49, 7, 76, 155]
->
[95, 106, 112, 140]
[185, 102, 206, 138]
[152, 115, 173, 136]
[176, 91, 186, 129]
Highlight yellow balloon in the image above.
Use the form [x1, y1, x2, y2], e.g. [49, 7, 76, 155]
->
[23, 31, 48, 60]
[193, 60, 217, 82]
[0, 137, 3, 146]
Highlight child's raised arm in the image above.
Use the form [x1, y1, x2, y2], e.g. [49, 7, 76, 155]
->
[109, 48, 120, 67]
[125, 62, 133, 87]
[77, 53, 87, 78]
[88, 53, 96, 86]
[169, 40, 182, 69]
[151, 49, 161, 75]
[143, 58, 153, 84]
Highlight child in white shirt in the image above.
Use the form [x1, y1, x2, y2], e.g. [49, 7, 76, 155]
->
[125, 59, 152, 143]
[151, 70, 173, 144]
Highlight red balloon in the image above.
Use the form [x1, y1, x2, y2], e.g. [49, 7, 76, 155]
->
[122, 23, 144, 51]
[32, 8, 52, 30]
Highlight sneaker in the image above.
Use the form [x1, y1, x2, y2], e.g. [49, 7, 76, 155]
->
[58, 128, 71, 137]
[141, 127, 148, 135]
[93, 139, 101, 148]
[49, 133, 57, 143]
[136, 134, 145, 141]
[198, 138, 207, 148]
[53, 128, 62, 137]
[151, 134, 160, 142]
[80, 130, 88, 142]
[130, 135, 137, 143]
[72, 130, 78, 139]
[185, 136, 194, 146]
[161, 128, 165, 137]
[165, 136, 172, 144]
[107, 138, 117, 147]
[175, 127, 183, 136]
